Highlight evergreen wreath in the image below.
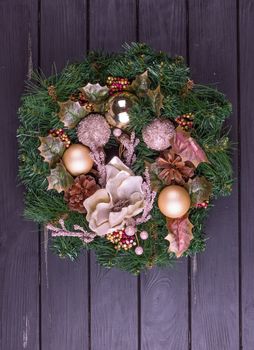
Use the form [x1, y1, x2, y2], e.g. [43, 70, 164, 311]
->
[18, 43, 233, 274]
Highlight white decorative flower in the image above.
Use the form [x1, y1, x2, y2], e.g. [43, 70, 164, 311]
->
[84, 157, 145, 236]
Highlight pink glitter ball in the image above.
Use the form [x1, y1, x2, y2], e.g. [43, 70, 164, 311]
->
[77, 113, 111, 148]
[125, 226, 137, 236]
[135, 246, 144, 255]
[140, 231, 149, 240]
[113, 128, 122, 137]
[142, 119, 175, 151]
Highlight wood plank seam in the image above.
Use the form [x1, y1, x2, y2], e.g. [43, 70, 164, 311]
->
[236, 0, 242, 348]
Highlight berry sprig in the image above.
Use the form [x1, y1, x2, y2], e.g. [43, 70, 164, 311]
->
[49, 128, 71, 148]
[194, 200, 209, 209]
[176, 113, 194, 130]
[106, 228, 137, 251]
[106, 76, 130, 95]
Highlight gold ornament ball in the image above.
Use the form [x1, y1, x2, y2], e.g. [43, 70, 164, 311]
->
[106, 92, 137, 129]
[62, 144, 94, 176]
[158, 185, 191, 218]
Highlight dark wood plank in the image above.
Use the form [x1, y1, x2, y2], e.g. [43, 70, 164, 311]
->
[139, 264, 188, 350]
[139, 0, 187, 55]
[188, 1, 239, 349]
[89, 0, 137, 52]
[138, 1, 189, 349]
[239, 1, 254, 348]
[40, 2, 89, 350]
[89, 1, 139, 349]
[90, 258, 138, 349]
[40, 0, 88, 74]
[0, 1, 39, 349]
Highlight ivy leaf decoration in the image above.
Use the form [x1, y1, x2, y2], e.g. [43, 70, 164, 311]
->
[165, 215, 194, 258]
[130, 71, 150, 95]
[144, 161, 163, 192]
[58, 100, 88, 128]
[47, 163, 73, 193]
[171, 128, 208, 167]
[80, 83, 109, 102]
[188, 176, 212, 205]
[147, 85, 164, 116]
[38, 135, 65, 167]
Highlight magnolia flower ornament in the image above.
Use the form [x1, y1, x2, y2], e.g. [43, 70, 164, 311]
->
[84, 157, 145, 236]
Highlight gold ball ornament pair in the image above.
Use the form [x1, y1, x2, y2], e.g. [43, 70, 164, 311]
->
[63, 144, 94, 176]
[158, 185, 191, 219]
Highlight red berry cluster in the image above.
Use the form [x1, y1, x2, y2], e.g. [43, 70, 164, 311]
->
[107, 76, 130, 95]
[106, 228, 137, 251]
[194, 200, 209, 209]
[49, 128, 71, 148]
[176, 113, 194, 130]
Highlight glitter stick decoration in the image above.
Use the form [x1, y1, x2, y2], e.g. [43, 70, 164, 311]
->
[47, 219, 96, 243]
[136, 168, 156, 225]
[89, 145, 107, 187]
[119, 131, 140, 167]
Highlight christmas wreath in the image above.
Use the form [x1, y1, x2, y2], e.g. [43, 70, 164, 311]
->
[18, 43, 233, 274]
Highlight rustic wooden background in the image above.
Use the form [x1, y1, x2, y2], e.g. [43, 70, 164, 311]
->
[0, 0, 253, 349]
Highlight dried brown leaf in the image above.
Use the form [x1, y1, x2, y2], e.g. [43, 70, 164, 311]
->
[38, 135, 65, 167]
[165, 215, 194, 258]
[171, 128, 208, 167]
[58, 100, 88, 128]
[188, 176, 212, 204]
[129, 71, 150, 95]
[147, 85, 164, 116]
[80, 83, 109, 102]
[47, 163, 73, 193]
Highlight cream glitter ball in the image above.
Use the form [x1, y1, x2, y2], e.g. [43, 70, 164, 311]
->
[142, 119, 175, 151]
[77, 113, 111, 148]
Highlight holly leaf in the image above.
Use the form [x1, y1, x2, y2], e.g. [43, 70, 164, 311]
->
[47, 163, 73, 193]
[188, 176, 212, 204]
[147, 85, 164, 116]
[80, 83, 109, 102]
[171, 128, 208, 167]
[58, 100, 88, 128]
[130, 71, 150, 95]
[38, 135, 65, 167]
[165, 215, 194, 258]
[144, 161, 163, 192]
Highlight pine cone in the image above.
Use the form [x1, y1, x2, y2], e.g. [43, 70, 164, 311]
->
[64, 175, 99, 213]
[156, 149, 195, 185]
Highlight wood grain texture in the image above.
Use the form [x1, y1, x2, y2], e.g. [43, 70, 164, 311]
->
[239, 1, 254, 348]
[140, 265, 188, 350]
[188, 1, 239, 349]
[89, 0, 137, 52]
[40, 1, 89, 350]
[0, 1, 39, 349]
[139, 2, 189, 349]
[40, 230, 89, 350]
[90, 252, 138, 350]
[1, 1, 251, 349]
[40, 0, 87, 74]
[89, 1, 138, 349]
[139, 0, 187, 56]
